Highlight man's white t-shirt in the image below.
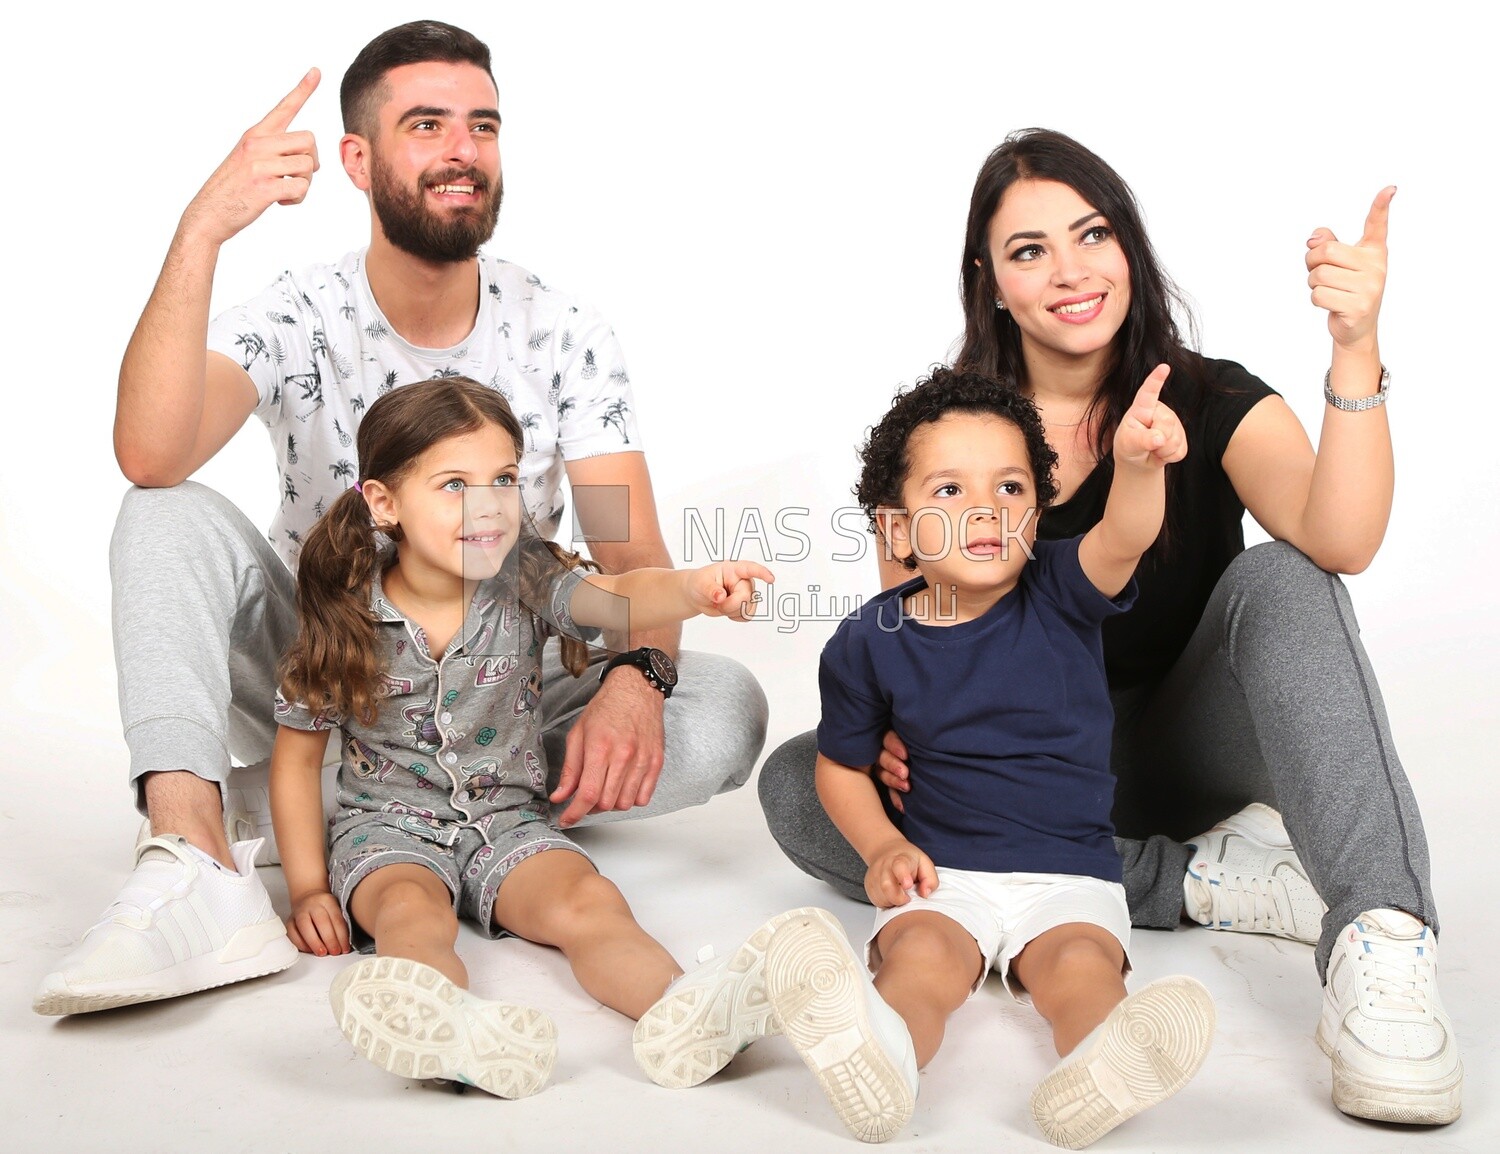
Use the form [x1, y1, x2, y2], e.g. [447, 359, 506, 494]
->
[207, 249, 642, 570]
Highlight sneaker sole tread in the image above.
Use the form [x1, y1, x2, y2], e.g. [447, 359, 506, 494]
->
[1030, 976, 1215, 1150]
[765, 914, 914, 1144]
[330, 956, 555, 1099]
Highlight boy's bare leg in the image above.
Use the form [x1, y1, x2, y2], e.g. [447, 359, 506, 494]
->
[1020, 924, 1215, 1148]
[1010, 922, 1127, 1055]
[871, 910, 984, 1068]
[493, 850, 680, 1019]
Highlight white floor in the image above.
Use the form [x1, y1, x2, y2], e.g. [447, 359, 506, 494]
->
[6, 710, 1494, 1154]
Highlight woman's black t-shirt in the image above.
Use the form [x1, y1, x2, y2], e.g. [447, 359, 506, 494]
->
[1036, 354, 1277, 688]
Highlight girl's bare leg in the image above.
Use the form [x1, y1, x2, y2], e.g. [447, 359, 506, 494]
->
[493, 849, 679, 1018]
[338, 862, 558, 1100]
[349, 863, 466, 987]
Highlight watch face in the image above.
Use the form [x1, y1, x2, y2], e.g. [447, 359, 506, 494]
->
[647, 649, 679, 686]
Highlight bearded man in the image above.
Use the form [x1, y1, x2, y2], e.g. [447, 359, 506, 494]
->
[37, 20, 766, 1014]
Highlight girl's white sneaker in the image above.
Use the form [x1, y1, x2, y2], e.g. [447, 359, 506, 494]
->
[330, 956, 557, 1098]
[634, 905, 843, 1088]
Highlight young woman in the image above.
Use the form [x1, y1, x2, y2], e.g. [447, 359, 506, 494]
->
[756, 128, 1460, 1127]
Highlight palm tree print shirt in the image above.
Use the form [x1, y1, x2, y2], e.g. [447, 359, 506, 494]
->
[208, 250, 642, 570]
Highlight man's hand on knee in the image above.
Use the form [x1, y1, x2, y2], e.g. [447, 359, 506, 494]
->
[550, 672, 666, 827]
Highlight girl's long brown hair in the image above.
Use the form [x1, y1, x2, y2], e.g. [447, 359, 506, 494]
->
[280, 377, 595, 724]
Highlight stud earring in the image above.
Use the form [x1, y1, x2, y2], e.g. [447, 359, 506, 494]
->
[995, 298, 1007, 311]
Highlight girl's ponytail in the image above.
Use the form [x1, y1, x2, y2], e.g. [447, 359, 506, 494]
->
[515, 533, 600, 678]
[279, 487, 388, 724]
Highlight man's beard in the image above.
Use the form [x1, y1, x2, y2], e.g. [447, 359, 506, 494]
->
[370, 153, 502, 264]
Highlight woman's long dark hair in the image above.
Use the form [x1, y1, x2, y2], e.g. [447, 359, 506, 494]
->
[956, 129, 1199, 538]
[280, 377, 595, 724]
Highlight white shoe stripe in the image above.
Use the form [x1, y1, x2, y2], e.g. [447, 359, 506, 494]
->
[157, 907, 192, 964]
[189, 888, 229, 952]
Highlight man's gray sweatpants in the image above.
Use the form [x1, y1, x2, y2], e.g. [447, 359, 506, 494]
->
[755, 542, 1437, 982]
[112, 481, 767, 826]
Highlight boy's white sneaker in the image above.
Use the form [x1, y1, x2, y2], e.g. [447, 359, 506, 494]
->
[1316, 908, 1462, 1124]
[1031, 976, 1216, 1150]
[34, 836, 296, 1015]
[330, 956, 557, 1099]
[764, 909, 918, 1144]
[634, 905, 843, 1088]
[1183, 803, 1324, 943]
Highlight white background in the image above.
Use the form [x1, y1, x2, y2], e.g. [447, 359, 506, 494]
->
[2, 3, 1496, 1151]
[1, 1, 1494, 759]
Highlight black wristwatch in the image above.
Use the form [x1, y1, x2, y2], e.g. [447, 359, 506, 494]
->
[599, 646, 679, 698]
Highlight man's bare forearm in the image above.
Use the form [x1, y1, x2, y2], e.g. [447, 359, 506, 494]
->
[115, 225, 222, 484]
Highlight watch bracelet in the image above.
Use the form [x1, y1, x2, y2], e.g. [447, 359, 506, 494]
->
[1323, 364, 1390, 412]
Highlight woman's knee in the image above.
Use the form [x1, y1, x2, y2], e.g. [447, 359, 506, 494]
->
[1215, 541, 1353, 643]
[1223, 541, 1340, 607]
[756, 730, 820, 833]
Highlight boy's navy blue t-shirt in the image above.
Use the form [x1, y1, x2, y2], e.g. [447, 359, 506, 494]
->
[817, 536, 1134, 882]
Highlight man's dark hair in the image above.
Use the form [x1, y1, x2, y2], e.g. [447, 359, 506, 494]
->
[856, 367, 1059, 567]
[340, 20, 496, 137]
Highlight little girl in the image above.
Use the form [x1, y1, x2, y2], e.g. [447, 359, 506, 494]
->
[270, 376, 774, 1097]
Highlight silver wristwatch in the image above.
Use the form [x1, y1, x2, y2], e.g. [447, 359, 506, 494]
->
[1324, 365, 1390, 412]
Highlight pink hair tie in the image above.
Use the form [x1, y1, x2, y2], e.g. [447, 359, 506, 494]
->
[354, 482, 363, 493]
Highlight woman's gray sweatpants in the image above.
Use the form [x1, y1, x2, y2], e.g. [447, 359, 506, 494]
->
[755, 542, 1437, 982]
[112, 482, 767, 827]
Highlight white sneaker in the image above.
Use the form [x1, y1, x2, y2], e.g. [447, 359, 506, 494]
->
[1031, 976, 1216, 1150]
[225, 760, 279, 863]
[330, 956, 557, 1099]
[764, 909, 918, 1144]
[1316, 909, 1462, 1124]
[34, 836, 296, 1015]
[1183, 803, 1324, 943]
[634, 905, 843, 1088]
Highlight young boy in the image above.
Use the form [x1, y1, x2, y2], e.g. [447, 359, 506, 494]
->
[763, 365, 1214, 1147]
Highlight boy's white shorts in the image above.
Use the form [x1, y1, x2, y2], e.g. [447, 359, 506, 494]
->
[866, 867, 1131, 1002]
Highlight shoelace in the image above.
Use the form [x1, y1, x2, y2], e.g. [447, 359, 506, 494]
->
[1350, 922, 1433, 1015]
[1209, 871, 1287, 934]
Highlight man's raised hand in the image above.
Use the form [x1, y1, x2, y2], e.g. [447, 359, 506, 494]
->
[182, 69, 322, 247]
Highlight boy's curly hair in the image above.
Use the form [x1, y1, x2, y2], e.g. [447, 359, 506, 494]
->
[856, 367, 1060, 564]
